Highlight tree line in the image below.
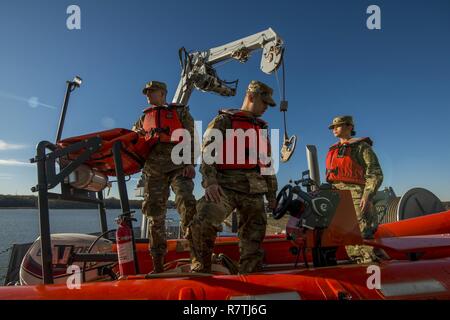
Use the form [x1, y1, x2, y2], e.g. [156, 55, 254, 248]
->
[0, 195, 176, 209]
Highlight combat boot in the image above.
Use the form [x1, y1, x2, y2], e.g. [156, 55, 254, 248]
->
[191, 261, 212, 274]
[190, 252, 212, 274]
[151, 255, 165, 273]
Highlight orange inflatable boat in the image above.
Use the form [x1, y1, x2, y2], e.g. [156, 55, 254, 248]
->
[1, 190, 449, 300]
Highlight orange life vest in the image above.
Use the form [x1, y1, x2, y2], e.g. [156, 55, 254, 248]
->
[215, 109, 271, 170]
[142, 104, 185, 147]
[325, 137, 373, 185]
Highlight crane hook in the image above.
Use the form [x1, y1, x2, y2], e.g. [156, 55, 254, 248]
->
[280, 102, 297, 162]
[281, 133, 297, 162]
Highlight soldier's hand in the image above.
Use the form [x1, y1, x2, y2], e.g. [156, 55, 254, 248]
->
[360, 196, 373, 214]
[205, 184, 224, 203]
[268, 199, 278, 210]
[182, 165, 196, 179]
[133, 127, 146, 136]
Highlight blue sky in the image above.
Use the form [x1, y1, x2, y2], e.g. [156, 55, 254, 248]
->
[0, 0, 449, 201]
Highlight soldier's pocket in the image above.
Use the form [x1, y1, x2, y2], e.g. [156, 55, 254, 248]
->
[242, 217, 267, 241]
[247, 173, 269, 194]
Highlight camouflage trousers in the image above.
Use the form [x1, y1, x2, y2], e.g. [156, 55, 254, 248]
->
[190, 188, 267, 274]
[142, 167, 197, 257]
[333, 182, 379, 264]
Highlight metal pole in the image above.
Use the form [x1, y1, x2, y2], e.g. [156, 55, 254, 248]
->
[306, 145, 321, 191]
[231, 210, 238, 233]
[140, 215, 148, 239]
[55, 81, 73, 143]
[172, 75, 194, 105]
[36, 142, 54, 284]
[112, 141, 140, 274]
[113, 142, 131, 215]
[97, 191, 108, 234]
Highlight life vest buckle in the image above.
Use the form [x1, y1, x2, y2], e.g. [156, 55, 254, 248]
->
[326, 168, 338, 176]
[337, 145, 347, 158]
[150, 127, 170, 135]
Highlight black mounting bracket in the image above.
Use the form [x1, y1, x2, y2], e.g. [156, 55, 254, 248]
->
[32, 138, 139, 284]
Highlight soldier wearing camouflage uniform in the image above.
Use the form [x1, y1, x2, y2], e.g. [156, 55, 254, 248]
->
[189, 80, 278, 274]
[132, 81, 197, 273]
[326, 115, 384, 263]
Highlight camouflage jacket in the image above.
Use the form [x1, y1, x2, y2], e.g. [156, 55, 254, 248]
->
[132, 104, 197, 174]
[200, 110, 278, 202]
[331, 139, 383, 201]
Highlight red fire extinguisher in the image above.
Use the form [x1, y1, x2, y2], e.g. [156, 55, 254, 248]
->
[116, 218, 136, 276]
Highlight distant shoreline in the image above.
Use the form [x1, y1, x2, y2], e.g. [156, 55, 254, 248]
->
[0, 195, 175, 210]
[0, 207, 143, 210]
[0, 207, 39, 210]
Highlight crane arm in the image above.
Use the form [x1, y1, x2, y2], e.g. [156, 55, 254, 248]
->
[172, 28, 284, 105]
[204, 27, 283, 68]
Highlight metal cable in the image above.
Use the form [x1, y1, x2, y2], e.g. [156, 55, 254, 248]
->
[281, 49, 286, 100]
[380, 197, 401, 224]
[275, 52, 289, 139]
[274, 67, 282, 101]
[82, 229, 117, 283]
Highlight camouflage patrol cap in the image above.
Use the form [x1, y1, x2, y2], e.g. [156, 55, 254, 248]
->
[142, 81, 167, 95]
[328, 115, 354, 129]
[247, 80, 276, 107]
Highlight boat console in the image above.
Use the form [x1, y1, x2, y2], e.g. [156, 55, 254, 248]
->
[273, 171, 363, 267]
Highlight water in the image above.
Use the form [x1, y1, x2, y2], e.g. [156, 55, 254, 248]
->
[0, 208, 180, 282]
